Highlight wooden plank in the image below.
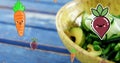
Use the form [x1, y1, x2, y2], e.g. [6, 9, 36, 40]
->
[21, 0, 72, 5]
[0, 22, 64, 47]
[0, 9, 65, 47]
[0, 0, 71, 15]
[0, 43, 80, 63]
[0, 38, 69, 54]
[0, 9, 56, 30]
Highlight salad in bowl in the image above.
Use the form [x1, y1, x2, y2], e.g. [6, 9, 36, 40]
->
[56, 0, 120, 63]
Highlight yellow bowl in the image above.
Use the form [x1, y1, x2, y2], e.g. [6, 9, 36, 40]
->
[56, 1, 114, 63]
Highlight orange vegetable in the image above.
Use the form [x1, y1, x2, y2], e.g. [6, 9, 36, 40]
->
[53, 0, 57, 3]
[14, 10, 25, 36]
[70, 53, 75, 63]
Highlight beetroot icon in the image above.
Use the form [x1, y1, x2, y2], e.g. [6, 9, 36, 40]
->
[91, 4, 110, 40]
[30, 38, 38, 50]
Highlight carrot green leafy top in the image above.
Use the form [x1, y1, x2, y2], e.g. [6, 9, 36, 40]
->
[13, 0, 25, 12]
[70, 48, 76, 53]
[91, 4, 108, 17]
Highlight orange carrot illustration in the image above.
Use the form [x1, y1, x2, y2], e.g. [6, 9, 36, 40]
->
[13, 0, 25, 36]
[14, 11, 25, 36]
[70, 48, 76, 63]
[70, 53, 75, 63]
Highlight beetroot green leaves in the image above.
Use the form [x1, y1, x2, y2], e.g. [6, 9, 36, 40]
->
[91, 4, 108, 17]
[31, 38, 38, 42]
[91, 9, 99, 17]
[97, 4, 103, 14]
[101, 8, 108, 16]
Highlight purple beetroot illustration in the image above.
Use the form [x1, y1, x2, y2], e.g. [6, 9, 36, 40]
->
[91, 4, 110, 40]
[30, 38, 38, 50]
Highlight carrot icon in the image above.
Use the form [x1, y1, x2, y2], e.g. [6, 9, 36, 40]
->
[70, 53, 75, 63]
[70, 48, 76, 63]
[13, 0, 25, 36]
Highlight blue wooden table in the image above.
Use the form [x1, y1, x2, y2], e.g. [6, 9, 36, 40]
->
[0, 0, 80, 63]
